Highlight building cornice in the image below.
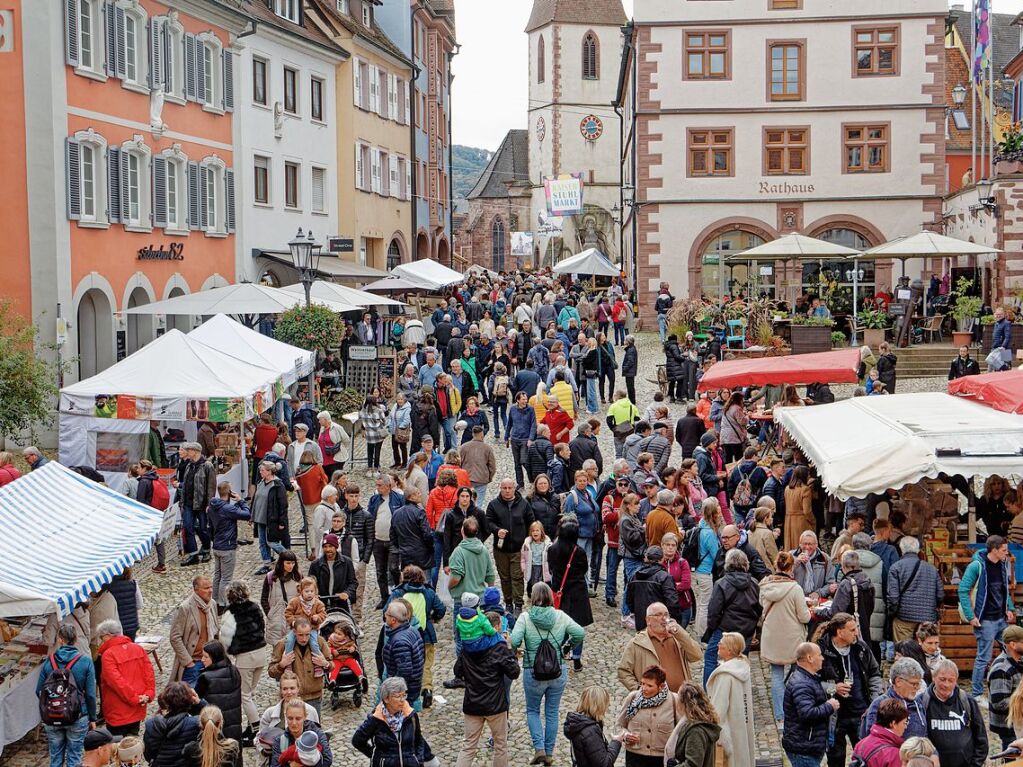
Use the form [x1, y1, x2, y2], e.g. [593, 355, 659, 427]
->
[633, 12, 944, 28]
[249, 17, 350, 61]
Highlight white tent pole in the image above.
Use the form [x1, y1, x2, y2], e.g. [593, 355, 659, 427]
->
[852, 259, 859, 345]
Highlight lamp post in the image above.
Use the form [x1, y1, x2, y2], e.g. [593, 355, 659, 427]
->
[289, 227, 322, 402]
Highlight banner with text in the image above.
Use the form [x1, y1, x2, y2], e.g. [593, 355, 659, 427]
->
[544, 174, 585, 217]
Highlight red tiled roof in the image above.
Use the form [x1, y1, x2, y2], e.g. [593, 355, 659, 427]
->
[525, 0, 627, 33]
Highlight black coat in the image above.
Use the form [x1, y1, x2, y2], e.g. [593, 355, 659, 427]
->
[818, 637, 883, 718]
[106, 578, 140, 639]
[453, 641, 520, 716]
[664, 341, 685, 381]
[411, 404, 441, 452]
[622, 345, 638, 378]
[389, 503, 435, 571]
[223, 600, 265, 656]
[876, 352, 897, 393]
[547, 542, 593, 627]
[308, 555, 358, 613]
[433, 321, 453, 348]
[704, 571, 762, 642]
[526, 438, 555, 481]
[144, 711, 202, 767]
[564, 712, 622, 767]
[196, 660, 242, 742]
[264, 478, 290, 545]
[527, 492, 561, 537]
[782, 666, 833, 757]
[626, 563, 682, 631]
[949, 355, 981, 379]
[442, 504, 490, 564]
[675, 415, 706, 460]
[352, 708, 434, 767]
[712, 540, 771, 582]
[485, 492, 534, 551]
[568, 434, 603, 475]
[825, 569, 875, 643]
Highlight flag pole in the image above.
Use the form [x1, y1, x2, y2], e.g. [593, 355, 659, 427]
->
[971, 1, 977, 179]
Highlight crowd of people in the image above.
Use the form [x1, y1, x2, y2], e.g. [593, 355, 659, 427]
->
[27, 267, 1023, 767]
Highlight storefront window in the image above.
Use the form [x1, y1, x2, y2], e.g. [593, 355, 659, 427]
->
[700, 230, 768, 299]
[801, 228, 873, 313]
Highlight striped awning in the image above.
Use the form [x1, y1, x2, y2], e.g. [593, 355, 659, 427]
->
[0, 462, 162, 618]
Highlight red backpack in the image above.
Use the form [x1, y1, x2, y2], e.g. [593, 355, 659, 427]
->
[149, 478, 170, 511]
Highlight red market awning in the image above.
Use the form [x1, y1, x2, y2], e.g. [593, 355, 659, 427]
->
[948, 369, 1023, 414]
[697, 348, 861, 391]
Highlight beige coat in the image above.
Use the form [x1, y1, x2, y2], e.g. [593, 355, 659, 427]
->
[169, 594, 219, 682]
[44, 605, 91, 657]
[617, 628, 703, 692]
[708, 658, 756, 767]
[265, 577, 300, 647]
[615, 689, 682, 757]
[459, 439, 496, 485]
[268, 635, 331, 702]
[747, 527, 779, 574]
[758, 575, 810, 666]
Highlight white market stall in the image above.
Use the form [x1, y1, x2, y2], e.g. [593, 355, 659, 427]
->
[123, 281, 363, 316]
[280, 280, 406, 309]
[390, 260, 465, 290]
[552, 248, 620, 277]
[0, 463, 162, 753]
[189, 314, 315, 387]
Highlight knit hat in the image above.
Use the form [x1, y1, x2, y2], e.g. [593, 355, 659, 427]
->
[116, 738, 144, 761]
[461, 593, 480, 609]
[700, 432, 717, 447]
[482, 586, 502, 608]
[296, 731, 323, 765]
[322, 533, 340, 549]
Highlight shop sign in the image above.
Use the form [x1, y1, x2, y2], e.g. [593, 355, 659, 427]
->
[137, 243, 185, 261]
[349, 345, 378, 360]
[329, 237, 355, 253]
[758, 181, 816, 195]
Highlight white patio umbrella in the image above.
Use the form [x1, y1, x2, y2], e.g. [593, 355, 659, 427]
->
[123, 282, 363, 315]
[280, 281, 405, 308]
[552, 248, 620, 277]
[390, 259, 465, 290]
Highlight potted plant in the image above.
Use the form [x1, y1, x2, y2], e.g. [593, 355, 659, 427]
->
[996, 121, 1023, 176]
[950, 277, 982, 348]
[790, 315, 835, 355]
[856, 308, 890, 347]
[831, 331, 847, 348]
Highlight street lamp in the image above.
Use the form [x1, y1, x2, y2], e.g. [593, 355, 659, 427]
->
[952, 83, 967, 108]
[288, 227, 323, 400]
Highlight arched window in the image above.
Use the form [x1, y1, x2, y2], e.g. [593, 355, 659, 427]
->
[582, 32, 599, 80]
[492, 217, 506, 272]
[537, 36, 545, 83]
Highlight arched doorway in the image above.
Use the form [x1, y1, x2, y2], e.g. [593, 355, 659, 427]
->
[802, 228, 873, 313]
[699, 230, 767, 300]
[257, 269, 282, 287]
[436, 237, 450, 266]
[387, 239, 402, 271]
[125, 287, 154, 356]
[166, 287, 190, 333]
[77, 288, 114, 379]
[416, 233, 430, 261]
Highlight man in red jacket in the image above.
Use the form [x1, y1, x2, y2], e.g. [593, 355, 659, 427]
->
[95, 619, 156, 736]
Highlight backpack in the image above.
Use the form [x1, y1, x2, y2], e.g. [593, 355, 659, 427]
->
[149, 476, 170, 511]
[494, 375, 510, 397]
[681, 526, 706, 569]
[531, 625, 563, 681]
[850, 743, 895, 767]
[732, 467, 754, 508]
[38, 654, 84, 726]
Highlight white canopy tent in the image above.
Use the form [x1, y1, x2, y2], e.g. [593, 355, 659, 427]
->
[552, 248, 620, 277]
[0, 462, 162, 618]
[123, 282, 363, 315]
[280, 281, 405, 308]
[773, 392, 1023, 500]
[390, 260, 465, 290]
[188, 314, 315, 386]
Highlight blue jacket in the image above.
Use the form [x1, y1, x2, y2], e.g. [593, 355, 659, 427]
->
[506, 404, 537, 442]
[292, 404, 320, 440]
[861, 687, 928, 740]
[994, 317, 1012, 350]
[781, 666, 832, 757]
[512, 369, 542, 398]
[563, 487, 598, 538]
[548, 456, 570, 494]
[367, 490, 405, 523]
[382, 620, 426, 702]
[207, 497, 251, 551]
[386, 583, 447, 645]
[37, 645, 97, 721]
[527, 344, 550, 380]
[459, 410, 490, 444]
[695, 519, 720, 575]
[261, 451, 292, 490]
[407, 449, 444, 485]
[959, 549, 1015, 621]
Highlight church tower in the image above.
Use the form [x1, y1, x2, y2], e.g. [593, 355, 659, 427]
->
[525, 0, 627, 268]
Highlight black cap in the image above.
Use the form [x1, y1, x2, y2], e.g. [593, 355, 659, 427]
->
[84, 728, 121, 751]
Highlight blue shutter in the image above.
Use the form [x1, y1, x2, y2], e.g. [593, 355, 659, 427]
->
[198, 166, 208, 230]
[184, 33, 196, 101]
[107, 146, 121, 223]
[195, 40, 206, 105]
[64, 0, 80, 67]
[148, 17, 160, 89]
[119, 149, 130, 222]
[187, 161, 199, 230]
[152, 156, 167, 228]
[114, 4, 126, 79]
[225, 168, 235, 233]
[222, 48, 234, 112]
[103, 0, 116, 76]
[65, 138, 82, 220]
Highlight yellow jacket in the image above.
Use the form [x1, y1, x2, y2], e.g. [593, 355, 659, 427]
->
[550, 380, 576, 418]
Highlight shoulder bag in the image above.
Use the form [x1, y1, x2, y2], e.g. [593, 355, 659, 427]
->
[553, 547, 576, 610]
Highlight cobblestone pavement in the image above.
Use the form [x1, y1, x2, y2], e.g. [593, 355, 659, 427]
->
[1, 336, 951, 766]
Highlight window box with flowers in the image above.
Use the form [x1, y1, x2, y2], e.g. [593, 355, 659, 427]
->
[790, 316, 834, 355]
[995, 122, 1023, 176]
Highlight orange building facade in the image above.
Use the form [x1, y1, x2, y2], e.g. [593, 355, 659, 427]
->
[4, 0, 246, 383]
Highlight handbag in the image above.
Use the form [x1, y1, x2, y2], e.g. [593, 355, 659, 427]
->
[553, 548, 576, 610]
[394, 425, 412, 444]
[612, 421, 635, 440]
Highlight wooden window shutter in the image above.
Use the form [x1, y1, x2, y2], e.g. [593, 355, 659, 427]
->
[152, 155, 167, 227]
[107, 146, 121, 223]
[187, 160, 199, 229]
[65, 0, 80, 67]
[65, 138, 82, 220]
[225, 168, 235, 232]
[223, 48, 234, 111]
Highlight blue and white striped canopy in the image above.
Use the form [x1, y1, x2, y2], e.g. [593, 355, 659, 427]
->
[0, 462, 162, 618]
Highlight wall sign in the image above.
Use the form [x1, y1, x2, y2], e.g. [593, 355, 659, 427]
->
[329, 237, 355, 253]
[580, 115, 603, 141]
[536, 117, 546, 142]
[137, 243, 185, 261]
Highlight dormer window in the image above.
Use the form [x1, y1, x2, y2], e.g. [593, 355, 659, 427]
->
[337, 0, 349, 12]
[273, 0, 300, 24]
[363, 3, 371, 27]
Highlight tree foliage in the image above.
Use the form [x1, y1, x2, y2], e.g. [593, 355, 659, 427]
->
[0, 300, 58, 437]
[274, 303, 344, 352]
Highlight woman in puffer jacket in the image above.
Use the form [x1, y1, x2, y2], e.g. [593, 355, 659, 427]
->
[194, 641, 243, 749]
[564, 685, 623, 767]
[144, 682, 204, 767]
[352, 677, 437, 767]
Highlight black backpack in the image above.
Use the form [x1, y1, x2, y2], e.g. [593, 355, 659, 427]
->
[531, 624, 563, 681]
[681, 526, 705, 569]
[38, 653, 84, 726]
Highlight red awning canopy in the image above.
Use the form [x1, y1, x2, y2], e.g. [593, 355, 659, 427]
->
[948, 369, 1023, 414]
[697, 348, 861, 391]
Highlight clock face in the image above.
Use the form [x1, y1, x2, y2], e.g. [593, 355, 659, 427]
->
[536, 116, 546, 142]
[580, 115, 604, 141]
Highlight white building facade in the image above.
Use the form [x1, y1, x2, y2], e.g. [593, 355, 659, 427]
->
[618, 0, 947, 320]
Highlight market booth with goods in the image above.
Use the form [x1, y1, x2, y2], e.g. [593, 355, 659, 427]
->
[0, 462, 161, 753]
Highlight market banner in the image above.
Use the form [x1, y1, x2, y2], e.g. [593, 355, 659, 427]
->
[544, 173, 585, 217]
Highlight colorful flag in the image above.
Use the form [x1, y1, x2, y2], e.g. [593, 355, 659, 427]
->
[974, 0, 991, 84]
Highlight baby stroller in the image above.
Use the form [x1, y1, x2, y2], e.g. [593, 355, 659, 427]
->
[321, 609, 366, 709]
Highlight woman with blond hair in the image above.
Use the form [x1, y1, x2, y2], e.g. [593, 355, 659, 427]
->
[182, 705, 239, 767]
[0, 452, 21, 486]
[759, 550, 810, 727]
[707, 632, 755, 767]
[692, 497, 724, 638]
[563, 685, 623, 766]
[747, 507, 779, 575]
[403, 451, 430, 507]
[667, 682, 722, 767]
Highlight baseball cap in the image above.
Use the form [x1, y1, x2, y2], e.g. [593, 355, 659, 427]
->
[1004, 625, 1023, 644]
[84, 728, 121, 752]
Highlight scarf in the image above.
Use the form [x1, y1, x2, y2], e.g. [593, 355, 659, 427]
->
[384, 708, 407, 734]
[192, 592, 212, 614]
[299, 594, 316, 615]
[624, 684, 669, 722]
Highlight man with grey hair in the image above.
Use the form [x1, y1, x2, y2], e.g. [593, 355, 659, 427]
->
[712, 523, 770, 582]
[617, 601, 702, 692]
[925, 658, 987, 767]
[637, 420, 673, 474]
[645, 488, 681, 547]
[22, 445, 48, 471]
[815, 550, 876, 649]
[382, 600, 426, 708]
[178, 442, 215, 566]
[568, 421, 603, 475]
[94, 619, 155, 735]
[783, 642, 839, 766]
[792, 530, 836, 598]
[887, 535, 943, 642]
[703, 547, 761, 685]
[861, 657, 928, 740]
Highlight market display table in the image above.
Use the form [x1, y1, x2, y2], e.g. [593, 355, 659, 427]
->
[0, 664, 42, 755]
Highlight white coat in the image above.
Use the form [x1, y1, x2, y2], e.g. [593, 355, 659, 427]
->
[707, 657, 756, 767]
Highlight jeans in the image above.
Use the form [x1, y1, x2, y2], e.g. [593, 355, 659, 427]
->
[472, 483, 488, 507]
[614, 322, 626, 346]
[181, 505, 200, 554]
[585, 377, 598, 413]
[605, 547, 620, 601]
[622, 556, 642, 616]
[442, 417, 457, 452]
[522, 665, 567, 756]
[658, 313, 668, 341]
[510, 439, 530, 488]
[256, 522, 272, 564]
[285, 630, 324, 657]
[45, 715, 89, 767]
[211, 549, 237, 606]
[771, 663, 787, 721]
[590, 540, 604, 589]
[578, 537, 594, 588]
[972, 616, 1008, 695]
[703, 629, 722, 686]
[786, 753, 824, 767]
[182, 659, 205, 688]
[692, 572, 714, 638]
[571, 638, 584, 661]
[430, 531, 445, 588]
[492, 403, 508, 439]
[679, 606, 693, 628]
